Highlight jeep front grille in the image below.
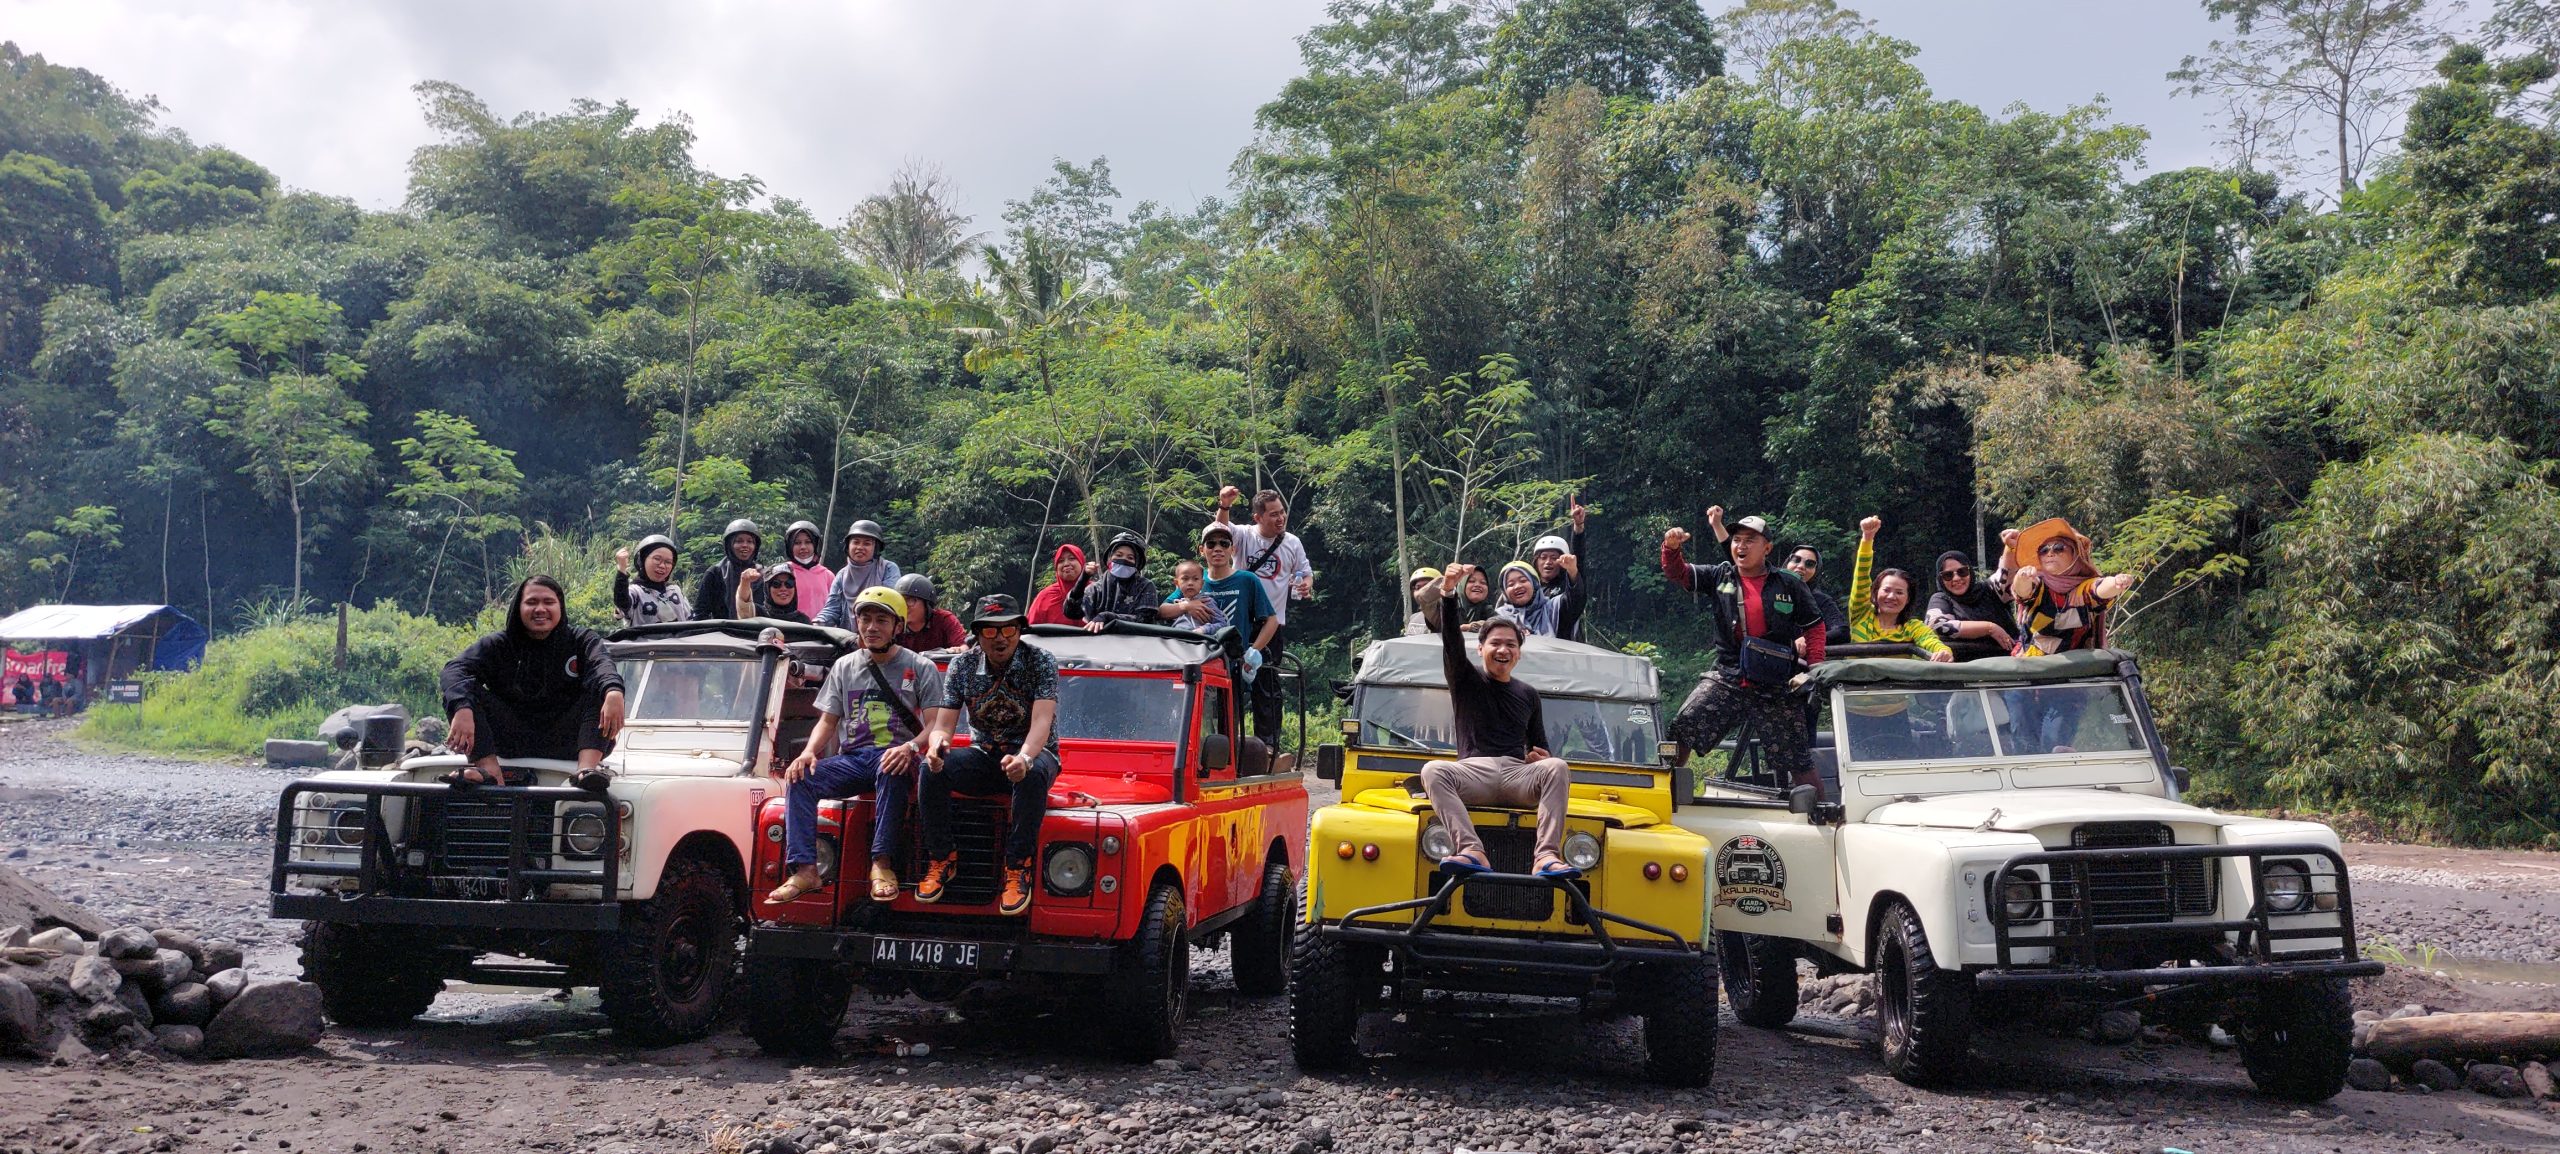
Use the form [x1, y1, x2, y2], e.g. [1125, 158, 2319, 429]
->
[429, 795, 558, 877]
[2059, 822, 2215, 925]
[1457, 827, 1556, 921]
[895, 796, 1005, 906]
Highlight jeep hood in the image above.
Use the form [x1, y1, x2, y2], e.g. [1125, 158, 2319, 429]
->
[1864, 789, 2227, 833]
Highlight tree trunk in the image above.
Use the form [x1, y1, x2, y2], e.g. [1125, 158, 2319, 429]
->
[2365, 1013, 2560, 1069]
[288, 484, 306, 608]
[200, 486, 213, 633]
[159, 485, 173, 606]
[2335, 82, 2355, 199]
[667, 287, 701, 536]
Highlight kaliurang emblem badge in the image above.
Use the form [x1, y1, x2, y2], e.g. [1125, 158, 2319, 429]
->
[1714, 834, 1793, 916]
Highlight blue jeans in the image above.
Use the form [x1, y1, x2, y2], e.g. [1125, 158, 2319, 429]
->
[785, 746, 913, 869]
[921, 745, 1059, 865]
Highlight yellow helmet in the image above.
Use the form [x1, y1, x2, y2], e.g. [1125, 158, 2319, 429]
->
[851, 585, 909, 623]
[1408, 566, 1443, 586]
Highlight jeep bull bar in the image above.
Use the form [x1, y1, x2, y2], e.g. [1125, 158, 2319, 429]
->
[269, 780, 623, 932]
[1321, 870, 1695, 980]
[1982, 842, 2382, 990]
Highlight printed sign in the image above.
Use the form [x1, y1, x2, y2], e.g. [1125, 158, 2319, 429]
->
[3, 649, 68, 683]
[105, 681, 144, 705]
[1714, 834, 1793, 916]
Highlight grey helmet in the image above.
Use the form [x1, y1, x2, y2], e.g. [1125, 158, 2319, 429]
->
[722, 518, 762, 551]
[783, 520, 822, 553]
[894, 573, 937, 606]
[633, 534, 678, 570]
[843, 518, 886, 545]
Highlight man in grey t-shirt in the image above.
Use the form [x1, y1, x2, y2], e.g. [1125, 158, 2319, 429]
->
[767, 585, 948, 905]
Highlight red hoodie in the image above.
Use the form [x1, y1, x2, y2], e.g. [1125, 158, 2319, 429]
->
[1027, 543, 1088, 626]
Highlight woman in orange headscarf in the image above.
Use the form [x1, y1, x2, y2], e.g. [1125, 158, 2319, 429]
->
[1998, 518, 2137, 753]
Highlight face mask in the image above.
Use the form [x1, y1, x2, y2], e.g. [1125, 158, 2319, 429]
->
[1109, 561, 1138, 580]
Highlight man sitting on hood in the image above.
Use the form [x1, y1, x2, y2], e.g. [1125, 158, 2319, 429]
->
[440, 576, 627, 789]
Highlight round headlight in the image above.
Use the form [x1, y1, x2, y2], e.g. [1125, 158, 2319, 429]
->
[1419, 823, 1454, 862]
[1045, 844, 1095, 895]
[1562, 831, 1603, 872]
[327, 805, 366, 847]
[2262, 861, 2310, 914]
[2002, 876, 2041, 922]
[563, 811, 608, 856]
[813, 834, 840, 882]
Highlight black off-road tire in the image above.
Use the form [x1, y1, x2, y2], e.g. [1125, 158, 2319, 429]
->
[1287, 880, 1366, 1070]
[298, 922, 446, 1027]
[1228, 860, 1293, 997]
[1101, 882, 1189, 1060]
[1876, 901, 1973, 1086]
[1641, 951, 1722, 1088]
[745, 954, 855, 1058]
[2237, 977, 2355, 1102]
[599, 855, 740, 1047]
[1717, 929, 1800, 1029]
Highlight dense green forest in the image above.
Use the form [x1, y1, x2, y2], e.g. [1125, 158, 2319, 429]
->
[6, 1, 2559, 845]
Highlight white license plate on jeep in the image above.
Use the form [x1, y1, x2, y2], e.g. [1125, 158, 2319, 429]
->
[869, 935, 983, 972]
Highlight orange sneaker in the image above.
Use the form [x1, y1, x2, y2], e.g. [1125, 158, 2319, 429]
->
[999, 866, 1032, 916]
[915, 855, 960, 904]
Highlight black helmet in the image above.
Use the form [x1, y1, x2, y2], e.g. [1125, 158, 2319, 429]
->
[844, 518, 885, 544]
[722, 518, 762, 549]
[1104, 530, 1147, 568]
[894, 573, 937, 605]
[633, 534, 677, 570]
[784, 520, 821, 549]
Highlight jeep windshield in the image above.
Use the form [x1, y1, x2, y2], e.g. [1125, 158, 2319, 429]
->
[624, 658, 761, 723]
[951, 673, 1188, 744]
[1839, 683, 2146, 764]
[1351, 686, 1662, 767]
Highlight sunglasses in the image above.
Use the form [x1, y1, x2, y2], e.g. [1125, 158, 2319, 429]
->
[1203, 540, 1232, 549]
[2037, 542, 2075, 556]
[1787, 556, 1818, 568]
[1939, 566, 1971, 580]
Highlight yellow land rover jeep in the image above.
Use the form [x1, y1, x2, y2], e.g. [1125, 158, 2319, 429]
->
[1290, 633, 1718, 1085]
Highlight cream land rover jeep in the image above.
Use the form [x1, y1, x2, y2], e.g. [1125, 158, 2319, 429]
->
[1679, 648, 2381, 1102]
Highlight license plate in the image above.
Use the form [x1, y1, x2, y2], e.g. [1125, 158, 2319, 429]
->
[869, 935, 984, 972]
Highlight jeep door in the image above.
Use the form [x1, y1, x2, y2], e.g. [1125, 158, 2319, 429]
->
[1673, 794, 1842, 948]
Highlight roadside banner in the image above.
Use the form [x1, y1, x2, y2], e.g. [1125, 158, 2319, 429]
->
[4, 648, 68, 682]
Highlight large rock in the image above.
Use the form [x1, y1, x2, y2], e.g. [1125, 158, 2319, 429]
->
[150, 928, 205, 968]
[203, 967, 247, 1005]
[153, 981, 213, 1027]
[2345, 1058, 2393, 1092]
[2466, 1063, 2530, 1099]
[0, 924, 26, 948]
[153, 1023, 203, 1058]
[0, 972, 36, 1050]
[2412, 1058, 2463, 1092]
[199, 939, 244, 975]
[202, 981, 325, 1058]
[110, 949, 190, 995]
[78, 998, 135, 1035]
[2521, 1060, 2556, 1101]
[68, 956, 120, 1003]
[27, 927, 87, 955]
[113, 981, 153, 1028]
[98, 926, 155, 960]
[0, 864, 110, 938]
[265, 738, 332, 767]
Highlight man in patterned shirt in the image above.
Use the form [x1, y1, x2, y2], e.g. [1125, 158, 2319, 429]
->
[918, 593, 1061, 915]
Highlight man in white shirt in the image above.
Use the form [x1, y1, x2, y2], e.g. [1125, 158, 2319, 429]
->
[1209, 485, 1314, 742]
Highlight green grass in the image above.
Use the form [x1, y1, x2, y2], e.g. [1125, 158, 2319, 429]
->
[81, 604, 479, 758]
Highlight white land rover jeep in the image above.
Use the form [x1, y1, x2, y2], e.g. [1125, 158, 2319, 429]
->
[268, 619, 854, 1045]
[1678, 648, 2381, 1102]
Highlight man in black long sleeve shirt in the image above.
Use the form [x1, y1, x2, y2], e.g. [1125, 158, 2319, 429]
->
[1419, 564, 1577, 877]
[440, 576, 626, 786]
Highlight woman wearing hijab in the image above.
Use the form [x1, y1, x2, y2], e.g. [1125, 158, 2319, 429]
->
[1924, 549, 2012, 661]
[2000, 518, 2137, 753]
[612, 535, 694, 628]
[736, 563, 811, 624]
[440, 576, 626, 788]
[1027, 543, 1089, 626]
[1490, 557, 1586, 638]
[695, 519, 763, 622]
[781, 520, 833, 620]
[1080, 532, 1161, 630]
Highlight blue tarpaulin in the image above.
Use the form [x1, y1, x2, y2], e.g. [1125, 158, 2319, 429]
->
[0, 604, 207, 681]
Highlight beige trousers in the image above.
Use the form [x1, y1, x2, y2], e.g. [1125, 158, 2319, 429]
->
[1420, 754, 1571, 863]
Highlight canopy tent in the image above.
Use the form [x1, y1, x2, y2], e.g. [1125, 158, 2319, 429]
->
[0, 604, 207, 688]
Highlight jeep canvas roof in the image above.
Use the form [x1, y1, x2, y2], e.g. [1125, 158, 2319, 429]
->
[1808, 648, 2127, 690]
[922, 622, 1237, 674]
[1352, 633, 1659, 701]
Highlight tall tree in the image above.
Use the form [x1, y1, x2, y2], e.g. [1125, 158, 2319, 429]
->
[2172, 0, 2454, 200]
[388, 410, 523, 613]
[845, 160, 980, 297]
[600, 174, 766, 534]
[196, 292, 373, 607]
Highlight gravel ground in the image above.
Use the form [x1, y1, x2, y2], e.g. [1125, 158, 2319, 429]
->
[3, 716, 2557, 1154]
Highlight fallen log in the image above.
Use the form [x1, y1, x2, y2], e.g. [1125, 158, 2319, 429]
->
[2365, 1013, 2560, 1069]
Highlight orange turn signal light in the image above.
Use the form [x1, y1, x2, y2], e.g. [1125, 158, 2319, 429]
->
[1336, 841, 1356, 860]
[1670, 863, 1689, 883]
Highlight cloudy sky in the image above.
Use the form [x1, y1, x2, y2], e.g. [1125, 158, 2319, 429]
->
[6, 1, 2279, 225]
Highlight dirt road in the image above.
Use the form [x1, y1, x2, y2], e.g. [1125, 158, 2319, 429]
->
[3, 718, 2555, 1154]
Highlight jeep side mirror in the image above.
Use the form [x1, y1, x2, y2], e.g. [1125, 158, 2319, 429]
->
[1786, 784, 1820, 815]
[1315, 743, 1344, 782]
[1199, 734, 1232, 773]
[2171, 765, 2191, 791]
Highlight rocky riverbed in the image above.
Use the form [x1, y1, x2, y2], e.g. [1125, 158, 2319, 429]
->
[3, 716, 2557, 1154]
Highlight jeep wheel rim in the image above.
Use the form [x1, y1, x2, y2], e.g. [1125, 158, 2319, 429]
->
[1879, 937, 1910, 1053]
[663, 909, 710, 999]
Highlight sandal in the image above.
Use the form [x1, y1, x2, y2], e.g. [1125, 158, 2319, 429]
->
[569, 767, 611, 792]
[1534, 858, 1583, 880]
[438, 765, 502, 788]
[1438, 851, 1493, 876]
[869, 860, 901, 902]
[766, 873, 823, 905]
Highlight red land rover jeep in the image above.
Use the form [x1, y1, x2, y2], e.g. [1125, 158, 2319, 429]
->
[743, 623, 1310, 1059]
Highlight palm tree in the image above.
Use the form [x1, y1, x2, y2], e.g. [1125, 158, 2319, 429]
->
[948, 230, 1116, 587]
